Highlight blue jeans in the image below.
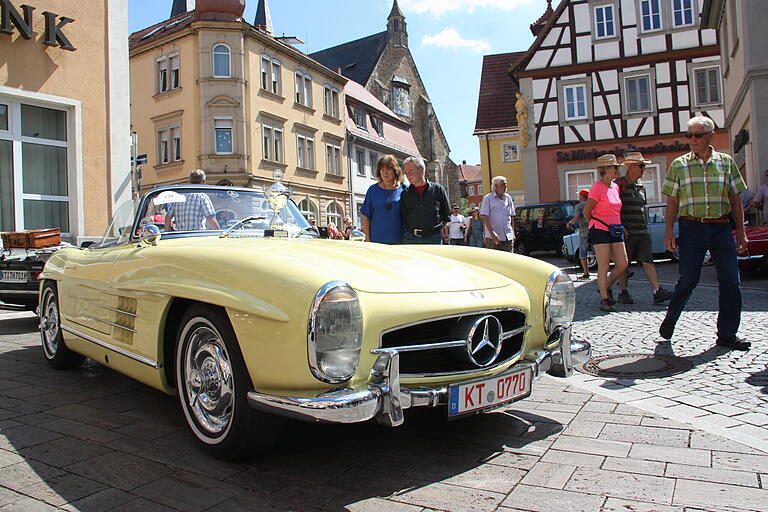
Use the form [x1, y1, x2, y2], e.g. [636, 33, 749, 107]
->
[403, 232, 443, 244]
[665, 219, 741, 337]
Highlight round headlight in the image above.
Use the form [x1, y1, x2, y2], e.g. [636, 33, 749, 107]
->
[544, 270, 576, 334]
[308, 281, 363, 383]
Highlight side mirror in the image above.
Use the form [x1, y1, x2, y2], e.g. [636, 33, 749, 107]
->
[348, 229, 366, 242]
[139, 224, 161, 247]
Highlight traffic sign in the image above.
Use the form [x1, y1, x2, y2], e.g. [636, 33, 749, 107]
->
[131, 154, 148, 165]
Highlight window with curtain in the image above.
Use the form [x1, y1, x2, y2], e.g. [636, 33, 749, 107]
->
[213, 44, 231, 78]
[158, 58, 168, 93]
[694, 67, 722, 106]
[21, 104, 66, 141]
[565, 170, 597, 200]
[326, 202, 342, 227]
[356, 149, 365, 176]
[157, 129, 169, 164]
[214, 119, 233, 153]
[261, 57, 270, 89]
[170, 55, 180, 89]
[369, 152, 378, 178]
[563, 85, 587, 120]
[0, 141, 13, 231]
[172, 127, 181, 161]
[0, 104, 8, 131]
[625, 75, 652, 112]
[271, 61, 281, 94]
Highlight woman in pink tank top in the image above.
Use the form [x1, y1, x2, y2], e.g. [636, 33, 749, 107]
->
[584, 154, 629, 312]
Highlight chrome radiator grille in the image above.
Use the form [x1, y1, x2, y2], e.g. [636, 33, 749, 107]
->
[377, 309, 529, 377]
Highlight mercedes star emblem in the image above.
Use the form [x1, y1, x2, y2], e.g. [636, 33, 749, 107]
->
[465, 315, 503, 367]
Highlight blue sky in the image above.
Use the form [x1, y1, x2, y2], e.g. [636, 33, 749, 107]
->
[128, 0, 547, 166]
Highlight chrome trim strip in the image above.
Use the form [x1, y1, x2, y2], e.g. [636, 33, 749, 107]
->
[398, 352, 524, 379]
[84, 315, 137, 333]
[378, 307, 527, 343]
[371, 340, 466, 354]
[0, 290, 38, 295]
[60, 324, 161, 368]
[737, 254, 764, 261]
[503, 325, 532, 340]
[94, 304, 138, 318]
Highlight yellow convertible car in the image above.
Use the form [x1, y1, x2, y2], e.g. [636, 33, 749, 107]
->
[38, 184, 590, 460]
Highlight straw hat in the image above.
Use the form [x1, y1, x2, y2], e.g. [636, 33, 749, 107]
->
[622, 151, 652, 165]
[595, 154, 619, 168]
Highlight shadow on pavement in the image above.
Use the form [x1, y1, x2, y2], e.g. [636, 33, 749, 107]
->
[746, 368, 768, 395]
[0, 339, 563, 511]
[0, 314, 39, 335]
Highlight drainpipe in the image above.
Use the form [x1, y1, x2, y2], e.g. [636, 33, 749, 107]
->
[484, 133, 493, 189]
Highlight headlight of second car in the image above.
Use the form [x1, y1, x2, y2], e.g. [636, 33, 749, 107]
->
[544, 270, 576, 334]
[308, 281, 363, 383]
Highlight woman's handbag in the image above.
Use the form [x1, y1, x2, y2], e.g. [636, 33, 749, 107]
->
[592, 216, 624, 238]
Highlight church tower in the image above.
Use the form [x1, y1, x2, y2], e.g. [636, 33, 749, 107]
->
[170, 0, 195, 18]
[254, 0, 273, 35]
[387, 0, 407, 48]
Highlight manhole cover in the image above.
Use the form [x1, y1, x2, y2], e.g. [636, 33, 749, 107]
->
[578, 353, 693, 379]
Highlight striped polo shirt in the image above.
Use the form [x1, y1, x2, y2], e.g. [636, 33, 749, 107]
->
[615, 176, 648, 236]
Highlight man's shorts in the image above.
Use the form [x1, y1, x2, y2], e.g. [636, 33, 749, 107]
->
[578, 236, 590, 258]
[589, 227, 623, 245]
[624, 232, 654, 263]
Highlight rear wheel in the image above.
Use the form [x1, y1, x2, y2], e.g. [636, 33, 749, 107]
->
[559, 243, 568, 258]
[175, 304, 281, 460]
[39, 283, 85, 370]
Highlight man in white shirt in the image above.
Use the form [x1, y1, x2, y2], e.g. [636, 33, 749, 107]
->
[445, 204, 467, 245]
[480, 176, 516, 252]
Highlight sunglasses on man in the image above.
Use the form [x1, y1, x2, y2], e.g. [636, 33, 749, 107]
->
[684, 131, 712, 139]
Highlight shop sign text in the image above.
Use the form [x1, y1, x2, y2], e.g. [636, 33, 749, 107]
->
[0, 0, 76, 51]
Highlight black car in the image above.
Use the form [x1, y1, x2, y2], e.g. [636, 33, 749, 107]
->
[514, 201, 578, 256]
[0, 246, 60, 312]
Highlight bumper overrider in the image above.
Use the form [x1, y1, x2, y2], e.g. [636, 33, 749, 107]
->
[247, 324, 591, 427]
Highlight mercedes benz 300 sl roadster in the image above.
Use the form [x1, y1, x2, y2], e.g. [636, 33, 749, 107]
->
[38, 184, 590, 460]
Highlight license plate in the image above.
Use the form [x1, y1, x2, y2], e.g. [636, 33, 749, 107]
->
[448, 367, 532, 417]
[0, 270, 28, 283]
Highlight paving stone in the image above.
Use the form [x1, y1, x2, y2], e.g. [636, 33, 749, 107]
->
[689, 431, 765, 455]
[673, 395, 718, 408]
[702, 403, 751, 417]
[673, 479, 768, 510]
[65, 452, 173, 491]
[639, 417, 694, 429]
[550, 435, 631, 458]
[132, 472, 239, 512]
[602, 456, 666, 477]
[539, 449, 604, 469]
[442, 464, 525, 494]
[628, 444, 711, 467]
[519, 461, 576, 489]
[598, 423, 690, 447]
[108, 497, 177, 511]
[665, 462, 759, 487]
[1, 460, 66, 489]
[0, 496, 60, 511]
[601, 497, 684, 512]
[390, 482, 504, 512]
[0, 425, 62, 451]
[697, 413, 743, 428]
[565, 467, 675, 504]
[485, 452, 539, 470]
[628, 396, 682, 409]
[20, 471, 107, 507]
[23, 436, 111, 468]
[580, 401, 616, 413]
[501, 485, 604, 512]
[561, 419, 605, 438]
[573, 412, 643, 425]
[59, 488, 137, 512]
[664, 404, 712, 418]
[0, 448, 24, 469]
[344, 498, 424, 512]
[0, 487, 26, 508]
[726, 423, 768, 441]
[711, 451, 768, 472]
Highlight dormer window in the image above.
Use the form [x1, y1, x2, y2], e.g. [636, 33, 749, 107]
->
[354, 109, 367, 130]
[371, 117, 384, 137]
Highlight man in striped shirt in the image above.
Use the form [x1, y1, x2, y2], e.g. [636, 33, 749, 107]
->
[614, 152, 672, 305]
[659, 117, 750, 350]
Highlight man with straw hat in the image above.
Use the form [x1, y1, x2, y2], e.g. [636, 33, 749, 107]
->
[613, 151, 672, 305]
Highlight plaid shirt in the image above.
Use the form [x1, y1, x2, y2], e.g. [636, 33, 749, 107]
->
[168, 193, 216, 231]
[661, 148, 746, 218]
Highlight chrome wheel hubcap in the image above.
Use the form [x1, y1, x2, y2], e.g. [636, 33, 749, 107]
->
[183, 326, 233, 435]
[40, 290, 59, 356]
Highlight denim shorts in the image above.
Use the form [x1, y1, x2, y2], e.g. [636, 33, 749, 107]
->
[579, 236, 590, 256]
[589, 227, 623, 245]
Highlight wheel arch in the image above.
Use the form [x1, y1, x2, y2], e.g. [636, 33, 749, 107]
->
[162, 297, 194, 388]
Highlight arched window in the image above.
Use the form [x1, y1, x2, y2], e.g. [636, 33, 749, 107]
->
[326, 201, 343, 228]
[213, 44, 231, 78]
[297, 199, 317, 221]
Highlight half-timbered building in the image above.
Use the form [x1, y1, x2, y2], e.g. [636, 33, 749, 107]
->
[514, 0, 728, 204]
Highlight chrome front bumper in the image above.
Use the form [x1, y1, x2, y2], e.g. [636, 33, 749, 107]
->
[247, 325, 591, 427]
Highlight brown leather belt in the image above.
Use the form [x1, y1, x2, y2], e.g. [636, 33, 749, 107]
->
[679, 215, 729, 223]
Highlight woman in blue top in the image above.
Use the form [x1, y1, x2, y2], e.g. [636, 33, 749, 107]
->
[361, 154, 404, 244]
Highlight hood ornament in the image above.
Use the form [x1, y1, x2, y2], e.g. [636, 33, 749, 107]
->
[262, 169, 290, 230]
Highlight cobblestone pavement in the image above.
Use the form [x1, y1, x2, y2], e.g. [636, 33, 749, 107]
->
[551, 254, 768, 453]
[1, 306, 768, 511]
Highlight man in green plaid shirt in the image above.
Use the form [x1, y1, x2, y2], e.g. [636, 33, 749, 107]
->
[659, 116, 750, 350]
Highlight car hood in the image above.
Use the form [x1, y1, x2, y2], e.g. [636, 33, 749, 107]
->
[160, 237, 510, 293]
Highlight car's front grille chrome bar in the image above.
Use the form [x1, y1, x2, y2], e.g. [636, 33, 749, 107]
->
[373, 325, 532, 355]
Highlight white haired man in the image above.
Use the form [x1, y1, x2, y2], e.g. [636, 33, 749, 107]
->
[480, 176, 516, 252]
[400, 156, 451, 244]
[659, 117, 750, 350]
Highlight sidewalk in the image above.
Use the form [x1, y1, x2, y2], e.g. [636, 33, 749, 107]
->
[0, 309, 767, 511]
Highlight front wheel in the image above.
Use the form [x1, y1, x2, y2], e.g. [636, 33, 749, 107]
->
[175, 304, 281, 460]
[39, 282, 85, 370]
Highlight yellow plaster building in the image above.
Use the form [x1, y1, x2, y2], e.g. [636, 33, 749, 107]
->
[474, 52, 527, 205]
[0, 0, 131, 242]
[129, 0, 350, 225]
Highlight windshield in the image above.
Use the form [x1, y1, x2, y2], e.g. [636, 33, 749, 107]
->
[138, 187, 313, 238]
